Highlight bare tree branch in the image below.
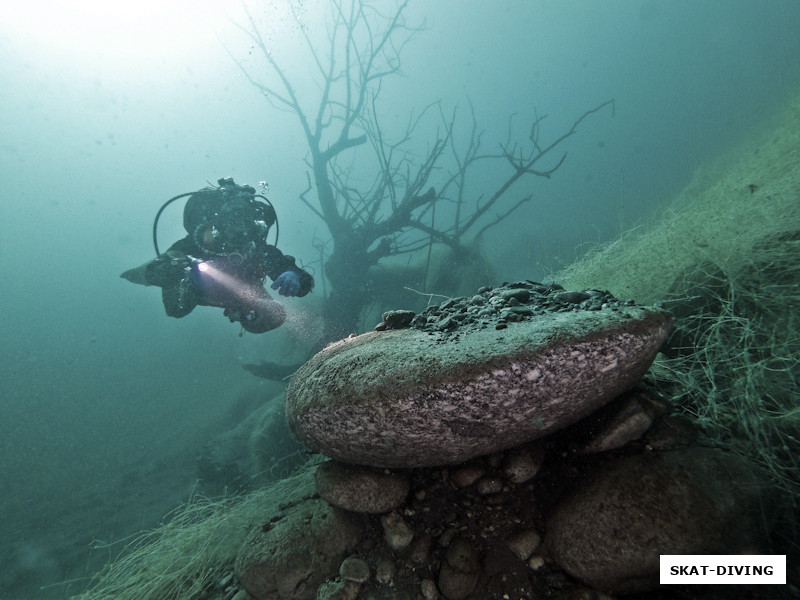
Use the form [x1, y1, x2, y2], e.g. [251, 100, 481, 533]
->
[231, 0, 613, 345]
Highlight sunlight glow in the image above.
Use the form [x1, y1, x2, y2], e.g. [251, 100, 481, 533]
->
[0, 0, 242, 65]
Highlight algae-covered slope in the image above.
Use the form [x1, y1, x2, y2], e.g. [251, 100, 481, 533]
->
[559, 93, 800, 305]
[558, 91, 800, 500]
[71, 460, 320, 600]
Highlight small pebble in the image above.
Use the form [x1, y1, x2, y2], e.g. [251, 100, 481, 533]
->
[528, 554, 546, 570]
[375, 558, 396, 585]
[421, 578, 440, 599]
[381, 511, 414, 551]
[339, 556, 370, 583]
[476, 476, 503, 496]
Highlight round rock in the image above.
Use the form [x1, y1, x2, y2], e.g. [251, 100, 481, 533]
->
[339, 556, 371, 583]
[438, 537, 480, 600]
[235, 498, 362, 600]
[286, 305, 672, 468]
[315, 460, 409, 514]
[545, 447, 770, 594]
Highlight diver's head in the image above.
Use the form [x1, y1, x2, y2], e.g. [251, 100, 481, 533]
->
[214, 198, 261, 248]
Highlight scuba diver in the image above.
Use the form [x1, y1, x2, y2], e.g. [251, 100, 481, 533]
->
[121, 177, 314, 334]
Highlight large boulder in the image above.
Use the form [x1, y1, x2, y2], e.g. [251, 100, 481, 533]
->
[286, 283, 672, 468]
[235, 497, 363, 600]
[544, 447, 771, 594]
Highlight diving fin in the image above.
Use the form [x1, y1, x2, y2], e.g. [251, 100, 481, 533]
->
[120, 261, 154, 286]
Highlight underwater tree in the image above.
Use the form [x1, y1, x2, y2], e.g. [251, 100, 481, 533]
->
[231, 0, 612, 348]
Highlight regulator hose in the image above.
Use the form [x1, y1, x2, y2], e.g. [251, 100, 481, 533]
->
[152, 192, 194, 257]
[255, 194, 279, 248]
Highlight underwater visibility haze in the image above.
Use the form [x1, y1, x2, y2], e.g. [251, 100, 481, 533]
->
[1, 1, 800, 598]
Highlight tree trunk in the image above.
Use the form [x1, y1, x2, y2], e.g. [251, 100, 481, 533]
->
[321, 244, 371, 341]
